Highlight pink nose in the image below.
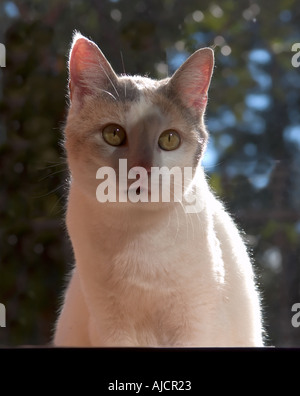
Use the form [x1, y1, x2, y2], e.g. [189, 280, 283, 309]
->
[130, 164, 152, 174]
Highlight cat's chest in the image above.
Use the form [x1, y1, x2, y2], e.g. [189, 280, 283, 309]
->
[109, 224, 203, 287]
[118, 231, 177, 266]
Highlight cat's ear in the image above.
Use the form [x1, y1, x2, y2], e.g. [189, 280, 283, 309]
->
[68, 32, 117, 104]
[168, 48, 214, 114]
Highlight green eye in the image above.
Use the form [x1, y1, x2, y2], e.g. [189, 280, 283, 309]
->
[158, 130, 181, 151]
[102, 124, 126, 146]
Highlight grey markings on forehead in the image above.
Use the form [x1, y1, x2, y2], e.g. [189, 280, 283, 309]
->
[117, 78, 141, 102]
[96, 77, 141, 102]
[124, 95, 165, 167]
[126, 94, 164, 131]
[116, 76, 163, 102]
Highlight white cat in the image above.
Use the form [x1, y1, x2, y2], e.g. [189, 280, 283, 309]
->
[54, 32, 264, 347]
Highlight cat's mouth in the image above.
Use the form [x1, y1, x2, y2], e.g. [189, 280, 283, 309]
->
[127, 185, 151, 196]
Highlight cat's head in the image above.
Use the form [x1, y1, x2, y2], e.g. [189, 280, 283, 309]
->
[64, 32, 214, 210]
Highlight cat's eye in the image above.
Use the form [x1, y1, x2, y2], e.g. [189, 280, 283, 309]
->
[158, 130, 181, 151]
[102, 124, 126, 146]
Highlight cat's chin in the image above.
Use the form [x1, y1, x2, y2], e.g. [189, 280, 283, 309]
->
[126, 186, 151, 199]
[116, 186, 177, 211]
[99, 198, 176, 213]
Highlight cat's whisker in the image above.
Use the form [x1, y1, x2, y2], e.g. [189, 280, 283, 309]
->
[43, 160, 67, 169]
[100, 89, 117, 101]
[173, 191, 194, 241]
[174, 176, 202, 241]
[49, 187, 67, 216]
[120, 51, 127, 99]
[33, 184, 65, 200]
[99, 64, 120, 98]
[38, 168, 68, 182]
[171, 201, 180, 243]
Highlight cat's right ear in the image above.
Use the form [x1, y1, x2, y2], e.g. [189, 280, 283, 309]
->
[68, 32, 117, 106]
[168, 48, 214, 116]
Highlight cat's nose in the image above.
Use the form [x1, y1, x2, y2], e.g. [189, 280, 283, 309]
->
[130, 163, 152, 174]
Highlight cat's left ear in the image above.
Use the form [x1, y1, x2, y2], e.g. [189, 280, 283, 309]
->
[168, 48, 214, 114]
[68, 32, 118, 105]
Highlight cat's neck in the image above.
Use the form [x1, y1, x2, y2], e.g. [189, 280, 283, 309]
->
[67, 181, 180, 234]
[66, 166, 213, 288]
[65, 165, 213, 264]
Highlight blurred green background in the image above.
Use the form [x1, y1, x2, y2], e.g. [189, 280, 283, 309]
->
[0, 0, 300, 347]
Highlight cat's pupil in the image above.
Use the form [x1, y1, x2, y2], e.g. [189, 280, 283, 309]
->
[158, 130, 180, 151]
[102, 124, 126, 146]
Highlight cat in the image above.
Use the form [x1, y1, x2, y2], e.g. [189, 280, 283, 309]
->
[53, 32, 264, 347]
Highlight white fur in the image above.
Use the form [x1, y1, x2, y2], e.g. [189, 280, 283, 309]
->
[126, 95, 151, 127]
[54, 166, 263, 347]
